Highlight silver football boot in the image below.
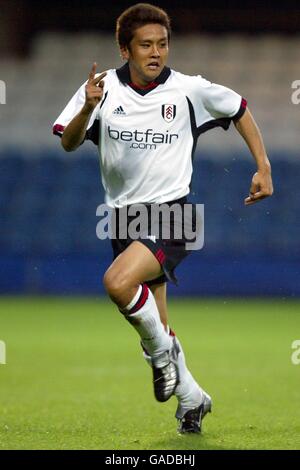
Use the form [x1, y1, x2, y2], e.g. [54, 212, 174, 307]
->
[177, 391, 212, 434]
[151, 337, 180, 402]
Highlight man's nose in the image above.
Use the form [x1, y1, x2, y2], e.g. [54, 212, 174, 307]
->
[151, 45, 160, 57]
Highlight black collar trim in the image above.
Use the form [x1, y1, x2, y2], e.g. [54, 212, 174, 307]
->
[116, 62, 171, 95]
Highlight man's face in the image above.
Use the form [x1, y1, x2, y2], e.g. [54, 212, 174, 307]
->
[121, 23, 169, 86]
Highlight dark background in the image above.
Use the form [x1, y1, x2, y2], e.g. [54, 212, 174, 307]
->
[1, 0, 300, 57]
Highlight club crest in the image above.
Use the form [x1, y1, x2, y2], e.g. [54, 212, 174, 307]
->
[162, 104, 176, 123]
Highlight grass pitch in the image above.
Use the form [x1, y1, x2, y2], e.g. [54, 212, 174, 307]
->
[0, 296, 299, 450]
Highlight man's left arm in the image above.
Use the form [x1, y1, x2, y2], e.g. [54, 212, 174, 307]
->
[234, 107, 273, 205]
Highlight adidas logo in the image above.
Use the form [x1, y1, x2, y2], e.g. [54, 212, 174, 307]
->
[113, 106, 126, 116]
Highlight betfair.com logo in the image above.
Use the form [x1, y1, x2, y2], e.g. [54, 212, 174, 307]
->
[0, 340, 6, 364]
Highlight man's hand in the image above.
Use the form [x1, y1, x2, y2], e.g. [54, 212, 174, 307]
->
[244, 169, 273, 206]
[84, 62, 107, 113]
[61, 63, 106, 152]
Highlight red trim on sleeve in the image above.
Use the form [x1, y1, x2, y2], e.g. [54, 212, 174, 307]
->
[241, 98, 247, 109]
[232, 97, 248, 121]
[53, 124, 65, 135]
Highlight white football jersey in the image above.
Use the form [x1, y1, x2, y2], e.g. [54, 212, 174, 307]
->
[53, 63, 246, 208]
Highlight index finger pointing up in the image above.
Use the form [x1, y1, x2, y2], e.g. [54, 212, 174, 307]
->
[88, 62, 97, 82]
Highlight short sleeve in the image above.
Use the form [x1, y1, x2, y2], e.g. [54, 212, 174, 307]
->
[202, 81, 245, 120]
[186, 75, 247, 133]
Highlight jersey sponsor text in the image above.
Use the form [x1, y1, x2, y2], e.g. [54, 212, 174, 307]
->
[108, 126, 179, 149]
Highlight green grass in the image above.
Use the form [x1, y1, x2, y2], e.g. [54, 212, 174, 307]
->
[0, 297, 299, 450]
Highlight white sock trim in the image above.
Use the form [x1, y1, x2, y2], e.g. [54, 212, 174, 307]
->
[125, 285, 142, 311]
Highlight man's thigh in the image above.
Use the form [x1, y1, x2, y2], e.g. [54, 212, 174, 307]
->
[107, 240, 163, 285]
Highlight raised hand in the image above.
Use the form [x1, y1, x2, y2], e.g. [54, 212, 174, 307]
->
[84, 62, 107, 113]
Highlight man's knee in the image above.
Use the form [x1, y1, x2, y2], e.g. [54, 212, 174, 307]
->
[103, 268, 133, 304]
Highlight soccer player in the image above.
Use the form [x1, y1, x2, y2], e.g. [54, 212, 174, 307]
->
[53, 3, 273, 433]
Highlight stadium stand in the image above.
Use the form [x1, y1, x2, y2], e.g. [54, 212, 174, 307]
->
[0, 33, 299, 152]
[0, 34, 299, 295]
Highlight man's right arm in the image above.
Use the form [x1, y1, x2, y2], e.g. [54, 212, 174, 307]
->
[61, 106, 94, 152]
[61, 63, 106, 152]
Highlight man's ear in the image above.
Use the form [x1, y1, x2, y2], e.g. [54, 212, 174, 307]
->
[120, 46, 130, 61]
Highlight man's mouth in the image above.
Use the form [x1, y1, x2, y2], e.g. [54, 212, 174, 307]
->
[147, 62, 160, 70]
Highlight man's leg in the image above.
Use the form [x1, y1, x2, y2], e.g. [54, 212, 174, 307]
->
[149, 282, 168, 330]
[149, 282, 212, 433]
[103, 240, 179, 402]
